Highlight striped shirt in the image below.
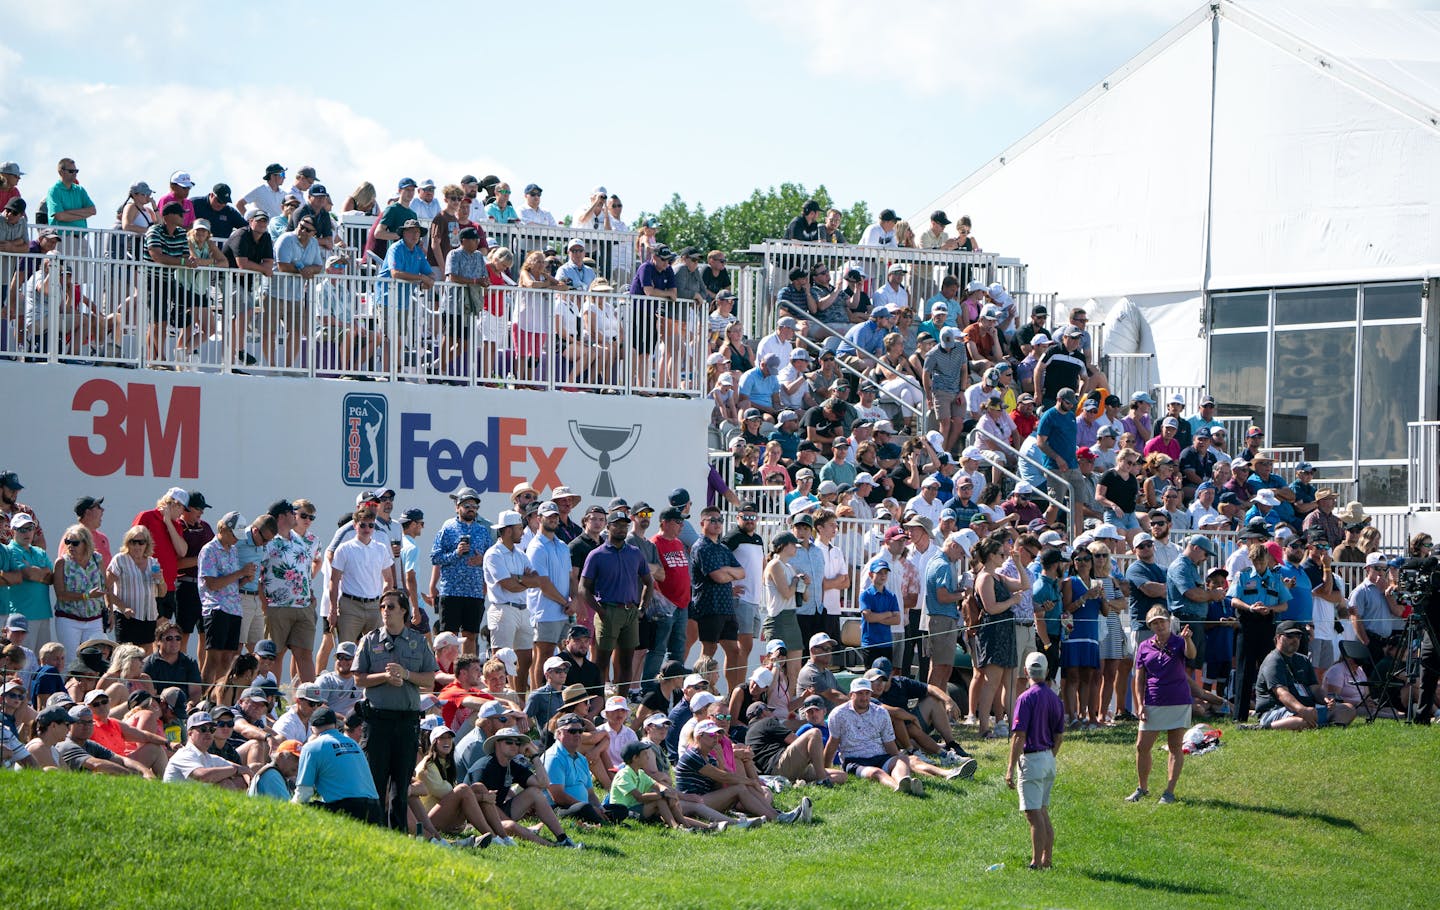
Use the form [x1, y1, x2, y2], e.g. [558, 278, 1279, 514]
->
[108, 553, 159, 621]
[143, 224, 188, 263]
[675, 747, 719, 795]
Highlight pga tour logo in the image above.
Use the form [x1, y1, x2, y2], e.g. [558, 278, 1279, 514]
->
[343, 393, 387, 488]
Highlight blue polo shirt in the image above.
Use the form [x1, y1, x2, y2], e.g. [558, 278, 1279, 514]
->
[767, 428, 801, 461]
[581, 541, 649, 604]
[296, 729, 379, 802]
[860, 585, 900, 647]
[1036, 406, 1078, 470]
[1125, 558, 1169, 631]
[1276, 562, 1313, 624]
[543, 743, 593, 805]
[234, 530, 268, 595]
[525, 533, 572, 623]
[380, 239, 433, 309]
[1166, 556, 1207, 621]
[839, 319, 886, 357]
[924, 552, 961, 619]
[740, 367, 780, 409]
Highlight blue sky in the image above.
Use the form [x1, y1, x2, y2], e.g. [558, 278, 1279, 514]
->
[0, 0, 1426, 227]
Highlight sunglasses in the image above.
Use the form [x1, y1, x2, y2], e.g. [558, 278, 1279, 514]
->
[298, 513, 315, 520]
[63, 537, 83, 545]
[701, 517, 723, 524]
[194, 725, 217, 734]
[2, 691, 22, 699]
[215, 719, 235, 728]
[62, 167, 79, 174]
[357, 522, 376, 529]
[162, 635, 182, 642]
[1135, 542, 1154, 549]
[381, 602, 405, 610]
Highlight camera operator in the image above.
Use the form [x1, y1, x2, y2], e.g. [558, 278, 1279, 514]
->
[1402, 534, 1440, 724]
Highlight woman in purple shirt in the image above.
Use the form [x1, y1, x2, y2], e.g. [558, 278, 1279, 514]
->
[1127, 606, 1195, 804]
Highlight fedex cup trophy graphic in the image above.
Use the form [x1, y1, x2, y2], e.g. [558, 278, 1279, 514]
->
[568, 422, 643, 498]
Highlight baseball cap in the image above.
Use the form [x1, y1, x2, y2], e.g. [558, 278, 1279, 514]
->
[1025, 651, 1049, 678]
[850, 677, 874, 692]
[689, 691, 718, 712]
[808, 632, 835, 650]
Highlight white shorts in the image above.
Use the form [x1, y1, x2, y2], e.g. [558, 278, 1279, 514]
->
[487, 602, 535, 650]
[1017, 749, 1056, 812]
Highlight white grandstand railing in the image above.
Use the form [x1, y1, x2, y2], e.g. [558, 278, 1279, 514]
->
[1409, 421, 1440, 509]
[0, 250, 705, 395]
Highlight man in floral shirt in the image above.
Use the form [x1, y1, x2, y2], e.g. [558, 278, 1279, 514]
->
[430, 487, 493, 657]
[199, 512, 256, 683]
[262, 500, 317, 684]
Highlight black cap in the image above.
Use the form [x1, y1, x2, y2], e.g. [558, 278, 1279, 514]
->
[659, 659, 689, 678]
[459, 227, 481, 241]
[678, 246, 702, 259]
[267, 499, 296, 518]
[3, 197, 25, 213]
[1276, 620, 1305, 636]
[802, 199, 821, 215]
[310, 706, 338, 728]
[296, 166, 318, 180]
[265, 163, 285, 177]
[567, 624, 592, 639]
[879, 208, 898, 222]
[797, 441, 819, 453]
[930, 210, 951, 225]
[659, 507, 685, 523]
[654, 245, 676, 260]
[187, 491, 209, 511]
[74, 495, 104, 517]
[211, 183, 232, 203]
[401, 508, 425, 524]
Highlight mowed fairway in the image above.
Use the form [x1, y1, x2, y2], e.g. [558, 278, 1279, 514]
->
[4, 722, 1435, 909]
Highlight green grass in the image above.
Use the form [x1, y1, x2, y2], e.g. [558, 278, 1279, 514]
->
[5, 723, 1437, 909]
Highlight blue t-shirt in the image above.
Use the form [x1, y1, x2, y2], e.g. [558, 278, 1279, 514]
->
[1166, 556, 1207, 621]
[859, 585, 900, 647]
[924, 553, 961, 619]
[1276, 562, 1313, 624]
[233, 531, 269, 595]
[250, 766, 292, 800]
[740, 368, 780, 409]
[4, 542, 53, 619]
[1247, 474, 1296, 525]
[543, 744, 594, 805]
[1035, 407, 1078, 470]
[1032, 574, 1063, 638]
[296, 729, 379, 802]
[1125, 559, 1169, 631]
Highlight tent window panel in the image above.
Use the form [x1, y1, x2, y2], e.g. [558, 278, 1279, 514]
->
[1273, 329, 1354, 461]
[1363, 284, 1421, 321]
[1210, 292, 1268, 330]
[1359, 324, 1419, 462]
[1275, 287, 1355, 326]
[1209, 332, 1267, 432]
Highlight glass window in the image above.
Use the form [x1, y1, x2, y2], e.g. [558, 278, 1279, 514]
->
[1358, 324, 1420, 461]
[1363, 284, 1422, 321]
[1273, 328, 1354, 460]
[1210, 292, 1268, 330]
[1275, 287, 1355, 325]
[1208, 332, 1267, 431]
[1358, 465, 1408, 508]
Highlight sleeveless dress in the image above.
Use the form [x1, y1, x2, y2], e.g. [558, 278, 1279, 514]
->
[974, 574, 1016, 668]
[1062, 576, 1102, 669]
[1099, 570, 1128, 660]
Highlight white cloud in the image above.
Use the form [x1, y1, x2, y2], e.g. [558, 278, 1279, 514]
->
[0, 41, 507, 219]
[746, 0, 1200, 102]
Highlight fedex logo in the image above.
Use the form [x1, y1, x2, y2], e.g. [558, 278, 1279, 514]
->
[400, 413, 566, 495]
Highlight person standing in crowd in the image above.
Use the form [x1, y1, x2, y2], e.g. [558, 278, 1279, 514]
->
[1007, 651, 1063, 870]
[690, 507, 745, 692]
[174, 492, 213, 654]
[483, 510, 539, 691]
[132, 487, 189, 631]
[430, 487, 492, 658]
[355, 589, 436, 829]
[51, 524, 107, 661]
[329, 508, 394, 645]
[1128, 607, 1195, 804]
[198, 512, 254, 684]
[580, 511, 651, 687]
[527, 501, 576, 690]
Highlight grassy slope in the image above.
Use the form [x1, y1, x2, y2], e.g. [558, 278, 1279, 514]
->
[4, 723, 1436, 910]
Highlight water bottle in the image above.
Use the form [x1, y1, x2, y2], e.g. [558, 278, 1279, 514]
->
[986, 863, 1005, 873]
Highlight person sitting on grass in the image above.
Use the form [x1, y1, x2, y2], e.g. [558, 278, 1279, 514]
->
[741, 700, 846, 787]
[24, 705, 73, 769]
[162, 711, 250, 788]
[1252, 621, 1356, 730]
[55, 704, 152, 776]
[823, 677, 959, 796]
[797, 632, 847, 707]
[868, 656, 976, 771]
[412, 725, 501, 848]
[292, 706, 380, 822]
[636, 712, 737, 827]
[676, 719, 810, 827]
[464, 724, 583, 848]
[609, 740, 717, 831]
[545, 713, 628, 824]
[249, 739, 301, 800]
[1006, 651, 1063, 871]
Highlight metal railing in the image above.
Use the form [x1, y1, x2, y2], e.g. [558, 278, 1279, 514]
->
[792, 328, 928, 434]
[1157, 385, 1206, 412]
[1105, 352, 1154, 398]
[973, 425, 1078, 539]
[1409, 421, 1440, 508]
[0, 250, 705, 394]
[1257, 446, 1306, 482]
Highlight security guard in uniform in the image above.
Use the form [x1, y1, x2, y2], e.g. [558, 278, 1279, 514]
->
[355, 589, 437, 828]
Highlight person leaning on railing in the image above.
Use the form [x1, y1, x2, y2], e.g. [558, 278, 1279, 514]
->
[141, 202, 193, 363]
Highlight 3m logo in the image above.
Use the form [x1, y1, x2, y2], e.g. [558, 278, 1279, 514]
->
[68, 380, 201, 478]
[343, 393, 387, 487]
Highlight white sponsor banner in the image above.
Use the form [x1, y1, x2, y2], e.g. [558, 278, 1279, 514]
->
[3, 364, 710, 543]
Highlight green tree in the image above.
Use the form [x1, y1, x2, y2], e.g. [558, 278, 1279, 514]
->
[641, 183, 870, 256]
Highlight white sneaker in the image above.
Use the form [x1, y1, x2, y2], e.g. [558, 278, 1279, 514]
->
[963, 715, 979, 726]
[798, 795, 814, 824]
[777, 806, 801, 824]
[732, 816, 766, 829]
[715, 820, 730, 833]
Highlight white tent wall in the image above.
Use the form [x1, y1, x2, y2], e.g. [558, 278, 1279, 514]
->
[1207, 18, 1440, 289]
[1055, 292, 1207, 390]
[916, 18, 1214, 301]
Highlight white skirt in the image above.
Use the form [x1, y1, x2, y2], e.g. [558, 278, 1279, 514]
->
[1139, 703, 1192, 732]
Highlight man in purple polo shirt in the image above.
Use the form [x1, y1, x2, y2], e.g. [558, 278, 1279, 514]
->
[1006, 651, 1064, 871]
[580, 511, 652, 687]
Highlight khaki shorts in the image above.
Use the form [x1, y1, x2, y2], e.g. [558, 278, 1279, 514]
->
[265, 607, 317, 653]
[1017, 749, 1056, 811]
[595, 603, 640, 650]
[928, 614, 960, 663]
[239, 593, 265, 650]
[487, 601, 536, 650]
[1014, 622, 1038, 669]
[775, 728, 823, 782]
[337, 594, 381, 643]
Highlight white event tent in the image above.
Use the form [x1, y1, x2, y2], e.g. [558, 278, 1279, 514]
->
[915, 0, 1440, 504]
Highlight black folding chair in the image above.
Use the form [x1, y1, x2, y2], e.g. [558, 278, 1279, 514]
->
[1338, 639, 1400, 723]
